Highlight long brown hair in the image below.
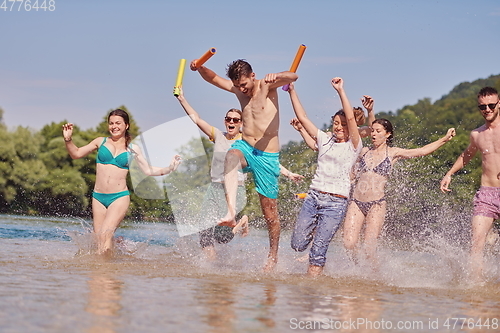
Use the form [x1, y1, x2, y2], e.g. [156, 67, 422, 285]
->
[372, 118, 394, 146]
[108, 109, 131, 148]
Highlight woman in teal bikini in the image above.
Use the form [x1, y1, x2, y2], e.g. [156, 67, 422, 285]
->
[63, 109, 181, 254]
[343, 118, 456, 264]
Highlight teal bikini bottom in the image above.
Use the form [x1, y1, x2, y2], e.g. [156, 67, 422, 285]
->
[92, 190, 130, 208]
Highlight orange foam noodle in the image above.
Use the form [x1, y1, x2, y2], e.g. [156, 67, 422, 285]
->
[295, 193, 307, 199]
[195, 47, 217, 67]
[289, 44, 307, 72]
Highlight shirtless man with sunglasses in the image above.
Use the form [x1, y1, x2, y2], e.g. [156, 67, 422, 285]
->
[440, 87, 500, 282]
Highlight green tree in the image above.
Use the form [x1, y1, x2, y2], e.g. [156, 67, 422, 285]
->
[0, 107, 5, 127]
[0, 126, 18, 208]
[0, 127, 48, 214]
[36, 121, 90, 215]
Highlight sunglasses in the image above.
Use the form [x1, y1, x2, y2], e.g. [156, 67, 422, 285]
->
[225, 117, 241, 123]
[478, 101, 499, 111]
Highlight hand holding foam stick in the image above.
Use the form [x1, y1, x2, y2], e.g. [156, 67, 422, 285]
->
[282, 44, 307, 91]
[191, 48, 217, 70]
[173, 59, 186, 97]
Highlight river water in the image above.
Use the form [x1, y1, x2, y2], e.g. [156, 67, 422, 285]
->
[0, 215, 499, 332]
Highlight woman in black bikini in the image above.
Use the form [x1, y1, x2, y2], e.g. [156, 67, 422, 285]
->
[343, 118, 456, 264]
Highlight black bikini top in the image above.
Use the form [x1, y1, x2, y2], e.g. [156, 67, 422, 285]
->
[359, 145, 392, 177]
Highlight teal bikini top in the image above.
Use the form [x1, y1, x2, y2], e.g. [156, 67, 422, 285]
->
[96, 137, 131, 170]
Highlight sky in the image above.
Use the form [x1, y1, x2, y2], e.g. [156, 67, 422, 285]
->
[1, 0, 499, 146]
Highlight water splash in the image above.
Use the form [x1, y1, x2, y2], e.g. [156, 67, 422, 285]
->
[66, 218, 148, 257]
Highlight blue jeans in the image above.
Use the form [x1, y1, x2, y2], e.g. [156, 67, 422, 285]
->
[291, 188, 348, 267]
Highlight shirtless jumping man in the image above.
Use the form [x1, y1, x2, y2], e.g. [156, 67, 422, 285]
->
[440, 86, 500, 281]
[190, 59, 298, 271]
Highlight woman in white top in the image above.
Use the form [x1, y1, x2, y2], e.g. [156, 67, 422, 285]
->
[288, 78, 362, 277]
[291, 96, 376, 151]
[176, 88, 247, 260]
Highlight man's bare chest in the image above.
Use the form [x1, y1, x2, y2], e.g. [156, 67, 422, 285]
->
[477, 129, 500, 155]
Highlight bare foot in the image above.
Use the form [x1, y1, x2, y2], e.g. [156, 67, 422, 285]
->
[263, 256, 277, 273]
[486, 229, 499, 246]
[296, 253, 309, 262]
[468, 264, 486, 286]
[469, 260, 485, 285]
[307, 265, 323, 277]
[366, 254, 380, 272]
[218, 211, 237, 228]
[346, 249, 359, 265]
[202, 246, 217, 261]
[97, 243, 114, 256]
[232, 215, 249, 237]
[98, 248, 114, 260]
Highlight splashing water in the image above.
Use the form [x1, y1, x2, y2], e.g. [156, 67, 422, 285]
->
[65, 218, 151, 257]
[2, 214, 500, 332]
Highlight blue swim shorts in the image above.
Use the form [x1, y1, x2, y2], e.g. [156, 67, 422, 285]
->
[230, 140, 280, 199]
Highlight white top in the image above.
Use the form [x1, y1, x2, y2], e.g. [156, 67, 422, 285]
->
[309, 129, 362, 197]
[210, 127, 246, 183]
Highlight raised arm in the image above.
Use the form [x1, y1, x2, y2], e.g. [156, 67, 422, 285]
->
[263, 71, 298, 90]
[174, 87, 213, 139]
[358, 95, 376, 138]
[287, 83, 319, 141]
[62, 123, 101, 159]
[290, 118, 318, 151]
[331, 77, 360, 149]
[440, 133, 478, 192]
[190, 61, 234, 93]
[133, 146, 182, 176]
[364, 95, 376, 126]
[394, 128, 456, 161]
